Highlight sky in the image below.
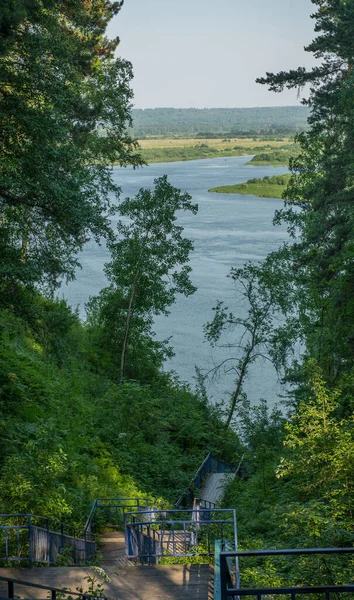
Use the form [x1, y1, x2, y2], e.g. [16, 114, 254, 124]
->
[107, 0, 318, 109]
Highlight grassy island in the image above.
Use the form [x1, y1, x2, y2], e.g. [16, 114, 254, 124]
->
[246, 146, 299, 166]
[209, 173, 291, 198]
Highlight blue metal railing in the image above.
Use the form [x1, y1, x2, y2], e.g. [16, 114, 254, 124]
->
[215, 547, 354, 600]
[0, 514, 95, 566]
[82, 497, 149, 536]
[0, 573, 110, 600]
[125, 508, 238, 564]
[176, 453, 235, 508]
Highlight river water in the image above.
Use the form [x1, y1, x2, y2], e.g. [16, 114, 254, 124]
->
[62, 155, 289, 407]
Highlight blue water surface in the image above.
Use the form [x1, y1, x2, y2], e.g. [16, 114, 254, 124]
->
[62, 155, 290, 407]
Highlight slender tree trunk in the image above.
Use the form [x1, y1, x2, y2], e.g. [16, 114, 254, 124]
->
[119, 270, 139, 384]
[225, 326, 257, 429]
[225, 346, 253, 429]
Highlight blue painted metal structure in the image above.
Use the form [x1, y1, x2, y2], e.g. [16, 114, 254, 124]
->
[214, 546, 354, 600]
[0, 498, 148, 567]
[176, 453, 235, 508]
[125, 508, 238, 564]
[82, 497, 149, 536]
[0, 573, 110, 600]
[0, 514, 95, 566]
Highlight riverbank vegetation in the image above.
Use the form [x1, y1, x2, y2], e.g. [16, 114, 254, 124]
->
[0, 0, 239, 525]
[136, 137, 295, 164]
[246, 145, 299, 166]
[209, 174, 291, 198]
[0, 295, 238, 522]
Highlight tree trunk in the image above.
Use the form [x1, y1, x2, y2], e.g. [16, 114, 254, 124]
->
[119, 271, 139, 384]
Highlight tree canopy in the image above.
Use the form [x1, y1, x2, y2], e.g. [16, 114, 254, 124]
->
[88, 175, 198, 383]
[0, 0, 141, 295]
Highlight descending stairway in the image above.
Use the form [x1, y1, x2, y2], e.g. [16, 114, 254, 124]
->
[1, 454, 352, 600]
[176, 453, 236, 509]
[0, 454, 235, 600]
[100, 530, 136, 569]
[0, 565, 214, 600]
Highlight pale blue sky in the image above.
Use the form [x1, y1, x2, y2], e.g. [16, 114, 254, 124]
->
[108, 0, 317, 108]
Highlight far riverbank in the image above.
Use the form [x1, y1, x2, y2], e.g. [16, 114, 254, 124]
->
[115, 137, 296, 165]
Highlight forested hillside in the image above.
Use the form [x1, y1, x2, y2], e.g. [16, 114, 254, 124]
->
[130, 106, 309, 137]
[1, 0, 354, 578]
[0, 0, 238, 526]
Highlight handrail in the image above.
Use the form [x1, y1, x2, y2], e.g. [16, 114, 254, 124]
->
[217, 547, 354, 600]
[0, 513, 92, 541]
[125, 508, 238, 563]
[82, 499, 98, 537]
[0, 574, 110, 600]
[176, 453, 211, 507]
[175, 454, 236, 507]
[0, 514, 95, 566]
[82, 497, 149, 536]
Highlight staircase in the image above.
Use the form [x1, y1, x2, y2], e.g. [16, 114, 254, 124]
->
[0, 454, 234, 599]
[2, 454, 352, 600]
[175, 453, 236, 509]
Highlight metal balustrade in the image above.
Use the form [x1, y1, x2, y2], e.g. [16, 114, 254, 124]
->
[0, 574, 110, 600]
[0, 514, 95, 566]
[125, 508, 238, 564]
[176, 453, 235, 508]
[215, 546, 354, 600]
[82, 497, 149, 536]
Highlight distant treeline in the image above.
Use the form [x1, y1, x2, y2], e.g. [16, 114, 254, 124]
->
[130, 106, 310, 137]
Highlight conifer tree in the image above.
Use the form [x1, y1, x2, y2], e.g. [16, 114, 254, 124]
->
[257, 0, 354, 390]
[0, 0, 141, 294]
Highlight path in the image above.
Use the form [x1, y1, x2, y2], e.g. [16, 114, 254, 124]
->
[0, 565, 214, 600]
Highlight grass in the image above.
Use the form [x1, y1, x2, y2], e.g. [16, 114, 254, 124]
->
[246, 146, 299, 166]
[209, 174, 292, 199]
[131, 138, 295, 164]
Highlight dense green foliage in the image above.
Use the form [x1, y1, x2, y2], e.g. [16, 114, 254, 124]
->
[0, 0, 238, 530]
[209, 174, 291, 198]
[215, 0, 354, 584]
[0, 0, 141, 293]
[0, 295, 239, 523]
[130, 107, 309, 137]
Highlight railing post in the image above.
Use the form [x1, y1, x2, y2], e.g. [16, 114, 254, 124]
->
[233, 509, 240, 590]
[8, 580, 14, 599]
[84, 530, 87, 564]
[74, 527, 78, 565]
[46, 518, 50, 566]
[220, 553, 228, 600]
[28, 515, 33, 568]
[61, 522, 64, 554]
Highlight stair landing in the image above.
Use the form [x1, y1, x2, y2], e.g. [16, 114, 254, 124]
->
[0, 564, 214, 599]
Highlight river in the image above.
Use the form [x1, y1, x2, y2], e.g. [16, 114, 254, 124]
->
[62, 155, 289, 407]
